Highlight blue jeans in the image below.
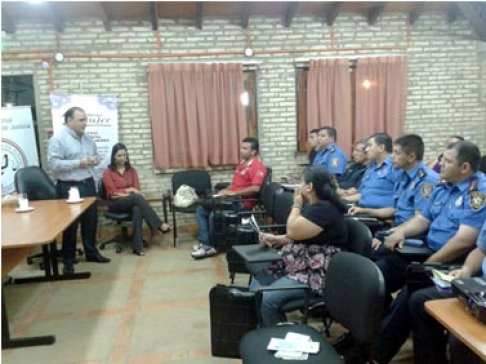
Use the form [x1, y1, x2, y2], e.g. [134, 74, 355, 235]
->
[196, 202, 248, 248]
[250, 272, 306, 327]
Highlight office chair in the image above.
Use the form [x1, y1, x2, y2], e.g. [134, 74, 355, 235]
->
[277, 217, 372, 335]
[170, 170, 212, 247]
[14, 166, 84, 267]
[97, 179, 133, 253]
[239, 252, 385, 363]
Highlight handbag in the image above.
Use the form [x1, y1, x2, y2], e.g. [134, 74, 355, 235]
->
[173, 184, 199, 208]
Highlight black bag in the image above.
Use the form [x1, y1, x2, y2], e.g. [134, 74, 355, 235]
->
[209, 284, 258, 358]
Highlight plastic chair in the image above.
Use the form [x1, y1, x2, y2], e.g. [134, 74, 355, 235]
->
[169, 170, 212, 247]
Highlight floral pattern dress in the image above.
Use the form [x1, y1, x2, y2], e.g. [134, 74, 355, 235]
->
[265, 201, 347, 296]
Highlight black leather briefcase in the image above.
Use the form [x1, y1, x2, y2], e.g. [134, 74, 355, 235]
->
[209, 284, 258, 358]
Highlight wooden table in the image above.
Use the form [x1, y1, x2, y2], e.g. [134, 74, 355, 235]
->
[425, 298, 486, 361]
[1, 197, 96, 349]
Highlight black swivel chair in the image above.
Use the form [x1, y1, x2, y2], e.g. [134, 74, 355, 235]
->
[277, 217, 373, 334]
[170, 170, 212, 247]
[239, 252, 385, 364]
[14, 166, 83, 266]
[97, 179, 133, 253]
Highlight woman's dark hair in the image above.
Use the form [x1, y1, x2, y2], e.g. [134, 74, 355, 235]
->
[109, 143, 132, 170]
[302, 166, 347, 213]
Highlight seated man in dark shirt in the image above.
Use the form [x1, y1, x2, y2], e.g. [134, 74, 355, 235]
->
[337, 139, 369, 191]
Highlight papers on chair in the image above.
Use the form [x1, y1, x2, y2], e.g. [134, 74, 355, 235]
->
[241, 214, 261, 234]
[267, 332, 320, 360]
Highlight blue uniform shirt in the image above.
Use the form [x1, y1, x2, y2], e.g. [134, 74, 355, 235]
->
[359, 156, 404, 209]
[421, 172, 486, 252]
[312, 142, 348, 175]
[393, 163, 439, 224]
[476, 220, 486, 277]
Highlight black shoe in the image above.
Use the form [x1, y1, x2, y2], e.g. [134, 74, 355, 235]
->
[63, 265, 75, 275]
[86, 254, 111, 263]
[133, 249, 145, 256]
[332, 332, 356, 354]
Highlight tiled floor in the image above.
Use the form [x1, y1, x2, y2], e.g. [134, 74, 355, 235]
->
[2, 233, 414, 363]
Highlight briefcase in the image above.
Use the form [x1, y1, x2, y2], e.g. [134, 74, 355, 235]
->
[209, 284, 258, 358]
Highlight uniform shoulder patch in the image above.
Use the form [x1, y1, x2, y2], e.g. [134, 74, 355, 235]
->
[329, 146, 335, 152]
[469, 191, 486, 212]
[331, 157, 340, 168]
[421, 183, 434, 199]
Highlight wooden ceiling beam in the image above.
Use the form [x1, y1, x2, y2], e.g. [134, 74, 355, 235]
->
[456, 2, 486, 41]
[150, 2, 159, 31]
[241, 2, 250, 29]
[368, 3, 387, 25]
[1, 4, 16, 34]
[97, 2, 111, 31]
[45, 2, 64, 32]
[196, 2, 204, 30]
[410, 2, 427, 26]
[326, 2, 342, 27]
[283, 2, 299, 28]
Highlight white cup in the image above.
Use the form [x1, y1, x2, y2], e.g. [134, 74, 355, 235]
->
[18, 193, 29, 210]
[68, 187, 80, 201]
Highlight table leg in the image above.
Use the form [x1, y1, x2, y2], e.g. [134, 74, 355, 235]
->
[13, 242, 91, 284]
[2, 288, 55, 349]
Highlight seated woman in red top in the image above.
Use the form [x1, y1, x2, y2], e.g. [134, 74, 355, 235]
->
[103, 143, 170, 256]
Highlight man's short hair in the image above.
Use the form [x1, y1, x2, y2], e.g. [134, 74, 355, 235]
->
[309, 128, 319, 134]
[450, 135, 465, 142]
[394, 134, 425, 161]
[64, 107, 85, 124]
[370, 132, 392, 153]
[448, 141, 480, 172]
[320, 126, 337, 141]
[243, 137, 259, 153]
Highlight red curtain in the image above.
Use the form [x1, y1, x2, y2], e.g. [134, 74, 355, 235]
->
[355, 56, 408, 142]
[148, 63, 247, 169]
[306, 58, 352, 156]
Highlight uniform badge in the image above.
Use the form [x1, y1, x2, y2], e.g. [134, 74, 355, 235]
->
[421, 183, 434, 199]
[469, 191, 486, 212]
[331, 157, 340, 168]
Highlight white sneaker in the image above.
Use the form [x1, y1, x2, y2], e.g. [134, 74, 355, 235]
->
[191, 246, 217, 259]
[192, 243, 203, 252]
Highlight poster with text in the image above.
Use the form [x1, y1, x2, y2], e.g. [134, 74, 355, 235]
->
[50, 93, 119, 180]
[1, 106, 40, 195]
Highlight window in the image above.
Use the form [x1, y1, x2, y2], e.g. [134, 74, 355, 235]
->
[243, 68, 258, 138]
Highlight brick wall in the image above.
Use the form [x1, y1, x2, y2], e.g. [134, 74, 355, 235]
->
[3, 12, 486, 228]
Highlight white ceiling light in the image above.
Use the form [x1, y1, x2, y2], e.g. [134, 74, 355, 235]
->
[54, 52, 64, 62]
[244, 47, 254, 57]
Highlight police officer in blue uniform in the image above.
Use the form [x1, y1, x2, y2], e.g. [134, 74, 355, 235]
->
[373, 141, 486, 363]
[337, 139, 369, 190]
[408, 220, 486, 364]
[312, 126, 348, 176]
[349, 134, 438, 225]
[344, 133, 403, 209]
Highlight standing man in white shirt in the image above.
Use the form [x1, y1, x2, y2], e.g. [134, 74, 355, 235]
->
[48, 107, 110, 275]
